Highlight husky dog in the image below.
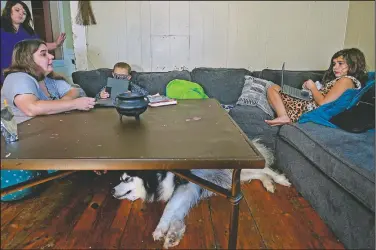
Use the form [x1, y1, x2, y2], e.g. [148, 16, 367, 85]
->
[112, 139, 291, 248]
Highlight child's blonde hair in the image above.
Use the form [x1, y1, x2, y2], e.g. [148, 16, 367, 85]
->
[113, 62, 131, 73]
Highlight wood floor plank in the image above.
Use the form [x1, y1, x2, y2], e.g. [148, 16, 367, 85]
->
[1, 202, 11, 212]
[299, 207, 344, 249]
[118, 199, 164, 249]
[1, 181, 78, 249]
[55, 180, 110, 249]
[242, 181, 325, 249]
[83, 195, 122, 248]
[100, 200, 133, 249]
[13, 173, 96, 249]
[174, 200, 217, 249]
[1, 201, 26, 228]
[273, 182, 344, 250]
[52, 173, 109, 249]
[1, 173, 346, 250]
[208, 195, 265, 249]
[137, 202, 166, 249]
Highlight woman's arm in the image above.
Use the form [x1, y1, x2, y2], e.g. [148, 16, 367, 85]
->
[61, 88, 80, 100]
[14, 94, 78, 116]
[309, 78, 355, 106]
[46, 33, 66, 51]
[14, 94, 96, 117]
[46, 42, 58, 51]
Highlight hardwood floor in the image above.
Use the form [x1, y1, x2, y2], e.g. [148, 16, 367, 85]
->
[1, 171, 344, 249]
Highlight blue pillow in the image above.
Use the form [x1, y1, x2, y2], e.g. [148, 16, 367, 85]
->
[348, 71, 375, 108]
[298, 72, 375, 128]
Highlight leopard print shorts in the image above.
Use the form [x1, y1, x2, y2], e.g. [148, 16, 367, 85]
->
[280, 92, 315, 122]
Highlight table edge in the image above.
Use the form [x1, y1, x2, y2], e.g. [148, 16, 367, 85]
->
[1, 158, 265, 170]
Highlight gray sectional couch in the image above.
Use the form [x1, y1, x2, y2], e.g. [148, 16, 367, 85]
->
[72, 67, 375, 250]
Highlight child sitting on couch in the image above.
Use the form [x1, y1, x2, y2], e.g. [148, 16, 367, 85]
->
[96, 62, 148, 99]
[94, 62, 148, 176]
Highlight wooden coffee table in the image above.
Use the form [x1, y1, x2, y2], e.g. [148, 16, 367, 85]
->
[1, 98, 265, 249]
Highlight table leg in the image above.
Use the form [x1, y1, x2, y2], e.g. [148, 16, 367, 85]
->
[228, 169, 243, 249]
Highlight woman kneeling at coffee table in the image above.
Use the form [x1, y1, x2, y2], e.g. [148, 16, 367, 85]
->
[1, 39, 95, 201]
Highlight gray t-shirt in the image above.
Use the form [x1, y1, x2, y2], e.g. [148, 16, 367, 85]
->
[1, 72, 73, 124]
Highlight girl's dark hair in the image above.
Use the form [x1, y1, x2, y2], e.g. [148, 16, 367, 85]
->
[3, 39, 65, 81]
[1, 0, 35, 35]
[322, 48, 368, 87]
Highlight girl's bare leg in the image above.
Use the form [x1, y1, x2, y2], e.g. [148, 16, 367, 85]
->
[265, 85, 291, 126]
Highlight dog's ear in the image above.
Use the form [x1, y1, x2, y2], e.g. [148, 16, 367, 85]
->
[123, 170, 137, 177]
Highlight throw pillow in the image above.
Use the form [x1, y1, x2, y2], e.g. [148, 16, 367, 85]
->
[236, 75, 275, 118]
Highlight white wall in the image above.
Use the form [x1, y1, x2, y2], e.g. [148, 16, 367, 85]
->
[344, 1, 375, 70]
[81, 1, 350, 72]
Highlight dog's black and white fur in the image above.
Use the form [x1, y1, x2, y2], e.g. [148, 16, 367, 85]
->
[112, 139, 291, 248]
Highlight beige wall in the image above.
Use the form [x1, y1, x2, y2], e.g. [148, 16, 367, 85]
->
[81, 1, 350, 72]
[344, 1, 375, 70]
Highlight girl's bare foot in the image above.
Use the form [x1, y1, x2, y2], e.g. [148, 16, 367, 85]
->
[265, 115, 291, 126]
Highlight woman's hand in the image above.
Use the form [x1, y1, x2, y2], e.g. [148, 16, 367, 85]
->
[100, 89, 110, 99]
[55, 33, 66, 47]
[73, 97, 96, 111]
[303, 79, 317, 91]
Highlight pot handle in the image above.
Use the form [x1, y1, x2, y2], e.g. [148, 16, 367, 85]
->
[144, 95, 150, 103]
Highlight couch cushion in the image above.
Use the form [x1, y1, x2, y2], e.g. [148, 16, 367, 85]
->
[131, 70, 191, 95]
[191, 68, 252, 105]
[236, 75, 275, 118]
[72, 68, 113, 98]
[260, 69, 324, 88]
[278, 122, 375, 212]
[229, 106, 279, 151]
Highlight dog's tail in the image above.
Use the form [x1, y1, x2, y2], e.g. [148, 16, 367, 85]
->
[251, 138, 274, 168]
[240, 138, 274, 182]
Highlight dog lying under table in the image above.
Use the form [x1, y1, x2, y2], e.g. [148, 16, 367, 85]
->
[112, 138, 291, 248]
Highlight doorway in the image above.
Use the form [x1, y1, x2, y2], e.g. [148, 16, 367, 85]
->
[31, 0, 56, 57]
[30, 1, 76, 84]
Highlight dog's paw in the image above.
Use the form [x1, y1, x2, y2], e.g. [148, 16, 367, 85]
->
[153, 228, 165, 242]
[153, 224, 169, 242]
[275, 175, 291, 187]
[163, 220, 186, 249]
[261, 178, 275, 193]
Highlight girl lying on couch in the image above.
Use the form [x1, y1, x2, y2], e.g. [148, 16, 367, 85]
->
[265, 48, 369, 126]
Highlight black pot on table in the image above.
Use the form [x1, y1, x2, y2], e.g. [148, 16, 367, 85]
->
[114, 92, 149, 121]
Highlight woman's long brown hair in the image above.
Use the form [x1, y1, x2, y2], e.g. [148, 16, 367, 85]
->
[322, 48, 368, 87]
[1, 0, 35, 35]
[3, 39, 66, 82]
